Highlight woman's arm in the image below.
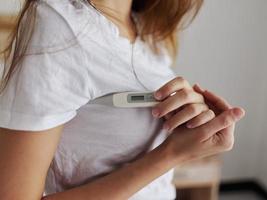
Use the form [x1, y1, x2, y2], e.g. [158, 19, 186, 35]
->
[0, 125, 176, 200]
[43, 139, 174, 200]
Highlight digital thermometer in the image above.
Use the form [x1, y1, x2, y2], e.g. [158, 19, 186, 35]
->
[88, 91, 160, 108]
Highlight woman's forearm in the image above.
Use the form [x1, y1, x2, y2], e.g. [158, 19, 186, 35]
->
[42, 143, 177, 200]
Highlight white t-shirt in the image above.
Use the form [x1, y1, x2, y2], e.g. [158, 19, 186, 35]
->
[0, 0, 178, 199]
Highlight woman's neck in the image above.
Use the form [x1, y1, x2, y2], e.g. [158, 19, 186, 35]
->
[89, 0, 136, 43]
[90, 0, 133, 23]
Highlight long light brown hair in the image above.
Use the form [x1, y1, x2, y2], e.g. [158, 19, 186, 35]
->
[0, 0, 203, 94]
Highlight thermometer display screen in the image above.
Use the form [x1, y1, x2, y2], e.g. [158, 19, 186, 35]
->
[131, 95, 144, 101]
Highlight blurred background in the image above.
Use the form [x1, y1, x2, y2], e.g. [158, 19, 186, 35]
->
[175, 0, 267, 199]
[0, 0, 266, 200]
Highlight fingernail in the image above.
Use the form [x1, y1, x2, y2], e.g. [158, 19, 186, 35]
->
[152, 108, 160, 117]
[154, 91, 162, 100]
[163, 124, 170, 130]
[233, 108, 245, 119]
[186, 123, 193, 128]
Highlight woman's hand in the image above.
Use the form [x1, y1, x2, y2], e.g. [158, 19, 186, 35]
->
[160, 86, 246, 164]
[152, 77, 215, 134]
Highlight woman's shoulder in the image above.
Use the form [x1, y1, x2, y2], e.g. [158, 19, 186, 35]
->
[26, 0, 97, 54]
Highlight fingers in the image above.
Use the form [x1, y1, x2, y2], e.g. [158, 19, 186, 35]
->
[153, 76, 191, 101]
[204, 90, 232, 110]
[193, 84, 232, 110]
[197, 107, 245, 141]
[164, 110, 176, 120]
[193, 84, 221, 115]
[163, 103, 209, 133]
[152, 88, 204, 118]
[186, 109, 216, 128]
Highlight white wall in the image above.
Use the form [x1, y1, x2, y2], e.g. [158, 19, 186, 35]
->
[0, 0, 22, 14]
[174, 0, 267, 184]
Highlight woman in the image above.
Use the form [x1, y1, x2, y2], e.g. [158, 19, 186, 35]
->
[0, 0, 245, 199]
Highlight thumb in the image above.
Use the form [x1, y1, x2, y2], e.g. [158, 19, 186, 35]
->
[198, 107, 245, 140]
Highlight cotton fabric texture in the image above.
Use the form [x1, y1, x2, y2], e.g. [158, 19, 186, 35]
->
[0, 0, 178, 199]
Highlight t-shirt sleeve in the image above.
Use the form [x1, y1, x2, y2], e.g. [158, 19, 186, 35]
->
[0, 49, 92, 131]
[0, 0, 93, 131]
